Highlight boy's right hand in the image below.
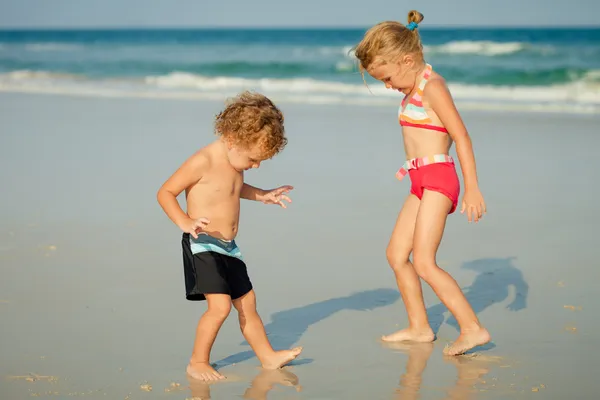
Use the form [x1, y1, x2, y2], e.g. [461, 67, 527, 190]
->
[181, 217, 210, 239]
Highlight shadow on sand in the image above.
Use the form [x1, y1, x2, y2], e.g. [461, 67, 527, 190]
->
[213, 257, 528, 367]
[213, 288, 400, 368]
[427, 257, 529, 352]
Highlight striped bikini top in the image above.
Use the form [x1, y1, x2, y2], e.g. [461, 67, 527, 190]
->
[398, 64, 448, 134]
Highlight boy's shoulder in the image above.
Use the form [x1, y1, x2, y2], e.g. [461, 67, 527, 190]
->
[193, 140, 223, 161]
[185, 140, 230, 172]
[187, 146, 212, 167]
[177, 143, 215, 181]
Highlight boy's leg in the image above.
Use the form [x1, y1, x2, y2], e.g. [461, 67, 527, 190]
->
[382, 194, 435, 342]
[412, 189, 490, 355]
[187, 293, 231, 381]
[232, 290, 302, 369]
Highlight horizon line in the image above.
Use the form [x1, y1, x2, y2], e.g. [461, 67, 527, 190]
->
[0, 24, 599, 31]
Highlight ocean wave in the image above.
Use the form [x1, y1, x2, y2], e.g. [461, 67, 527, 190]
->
[25, 43, 83, 52]
[0, 39, 557, 59]
[4, 57, 594, 87]
[0, 43, 84, 52]
[1, 69, 599, 114]
[144, 71, 365, 94]
[424, 40, 560, 56]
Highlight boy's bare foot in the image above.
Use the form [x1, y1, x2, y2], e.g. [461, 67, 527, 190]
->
[261, 347, 303, 370]
[381, 328, 435, 343]
[443, 327, 491, 356]
[186, 362, 226, 381]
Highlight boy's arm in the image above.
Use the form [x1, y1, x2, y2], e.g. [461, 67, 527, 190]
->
[157, 152, 209, 231]
[241, 183, 294, 208]
[240, 183, 266, 202]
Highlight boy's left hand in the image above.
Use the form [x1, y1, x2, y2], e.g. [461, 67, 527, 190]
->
[461, 188, 486, 223]
[261, 185, 293, 208]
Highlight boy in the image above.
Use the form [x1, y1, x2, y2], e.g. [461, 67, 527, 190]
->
[157, 91, 302, 381]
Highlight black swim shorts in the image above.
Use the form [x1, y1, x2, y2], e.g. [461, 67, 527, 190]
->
[181, 232, 253, 301]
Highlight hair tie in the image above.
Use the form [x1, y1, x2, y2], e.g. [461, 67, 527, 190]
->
[407, 22, 418, 31]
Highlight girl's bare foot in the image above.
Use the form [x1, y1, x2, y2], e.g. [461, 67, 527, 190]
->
[382, 328, 435, 343]
[261, 347, 303, 370]
[443, 327, 491, 356]
[186, 362, 226, 381]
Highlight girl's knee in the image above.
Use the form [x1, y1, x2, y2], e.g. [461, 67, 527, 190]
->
[386, 246, 411, 272]
[412, 255, 437, 280]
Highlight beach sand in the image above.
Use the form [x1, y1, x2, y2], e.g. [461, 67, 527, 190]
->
[0, 92, 598, 399]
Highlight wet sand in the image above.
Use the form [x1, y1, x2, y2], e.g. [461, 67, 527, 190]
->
[0, 92, 598, 399]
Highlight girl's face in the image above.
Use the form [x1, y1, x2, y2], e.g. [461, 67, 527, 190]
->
[368, 56, 419, 94]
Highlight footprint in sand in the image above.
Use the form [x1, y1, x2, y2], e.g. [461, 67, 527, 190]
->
[140, 383, 152, 391]
[39, 244, 58, 257]
[532, 384, 546, 392]
[164, 382, 185, 393]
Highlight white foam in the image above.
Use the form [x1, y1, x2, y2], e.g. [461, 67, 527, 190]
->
[424, 40, 529, 56]
[24, 43, 83, 52]
[0, 70, 81, 80]
[0, 43, 84, 52]
[1, 70, 599, 114]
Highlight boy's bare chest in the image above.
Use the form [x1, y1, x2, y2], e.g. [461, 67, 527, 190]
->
[201, 170, 243, 199]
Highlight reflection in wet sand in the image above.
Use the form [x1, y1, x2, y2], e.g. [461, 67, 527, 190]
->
[187, 368, 301, 400]
[385, 342, 492, 400]
[443, 355, 490, 400]
[387, 342, 434, 400]
[243, 368, 301, 400]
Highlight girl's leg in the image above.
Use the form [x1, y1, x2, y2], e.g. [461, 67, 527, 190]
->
[382, 194, 435, 343]
[412, 189, 490, 355]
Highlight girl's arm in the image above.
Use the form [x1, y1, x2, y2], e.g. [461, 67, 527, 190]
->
[424, 79, 486, 222]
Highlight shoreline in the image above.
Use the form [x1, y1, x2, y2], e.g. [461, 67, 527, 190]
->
[1, 89, 598, 116]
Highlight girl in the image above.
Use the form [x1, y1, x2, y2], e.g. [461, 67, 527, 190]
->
[352, 10, 490, 355]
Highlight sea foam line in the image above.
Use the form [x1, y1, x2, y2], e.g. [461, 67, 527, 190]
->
[1, 70, 599, 114]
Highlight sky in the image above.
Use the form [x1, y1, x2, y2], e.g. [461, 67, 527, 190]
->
[0, 0, 599, 28]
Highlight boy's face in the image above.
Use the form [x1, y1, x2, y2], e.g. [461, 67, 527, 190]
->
[227, 143, 267, 172]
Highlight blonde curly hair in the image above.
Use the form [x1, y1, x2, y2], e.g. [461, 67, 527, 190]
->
[215, 91, 287, 160]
